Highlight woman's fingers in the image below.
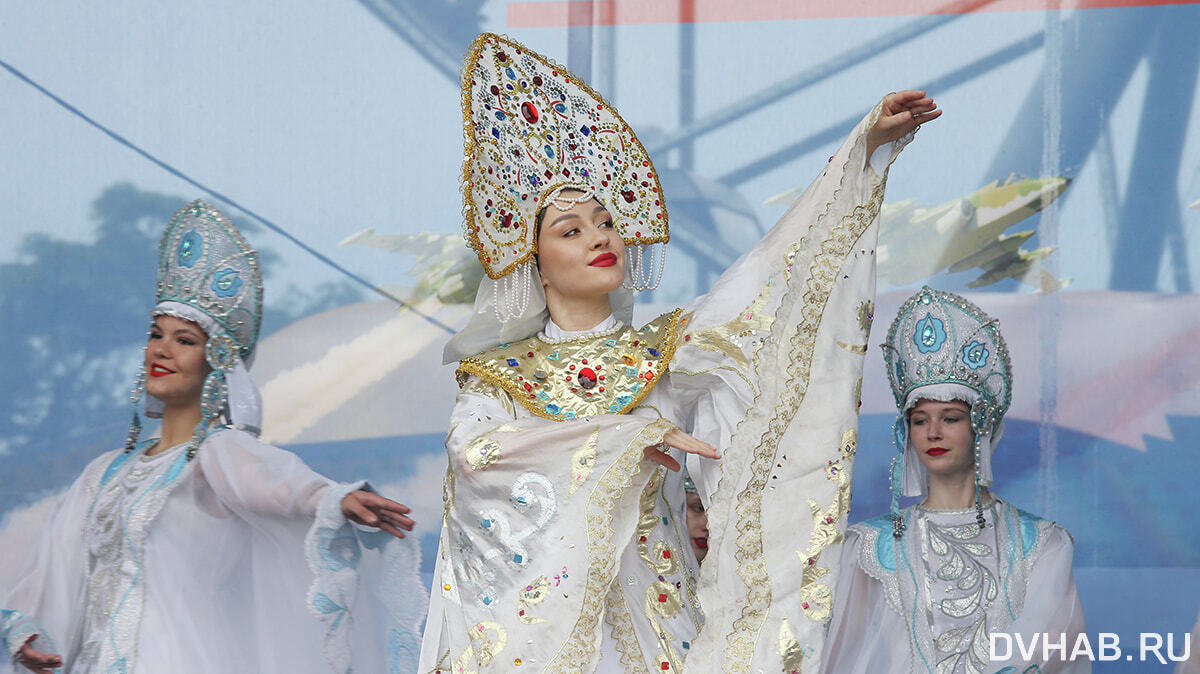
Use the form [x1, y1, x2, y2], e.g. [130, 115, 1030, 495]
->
[643, 446, 682, 472]
[358, 491, 413, 516]
[376, 521, 407, 539]
[342, 495, 380, 527]
[663, 429, 721, 459]
[379, 510, 416, 531]
[17, 639, 62, 673]
[344, 491, 415, 532]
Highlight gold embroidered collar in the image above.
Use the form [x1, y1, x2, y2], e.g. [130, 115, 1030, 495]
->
[458, 310, 685, 420]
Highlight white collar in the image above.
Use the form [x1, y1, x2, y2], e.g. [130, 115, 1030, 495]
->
[543, 313, 619, 341]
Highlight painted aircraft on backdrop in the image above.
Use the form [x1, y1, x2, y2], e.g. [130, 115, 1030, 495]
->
[767, 175, 1072, 293]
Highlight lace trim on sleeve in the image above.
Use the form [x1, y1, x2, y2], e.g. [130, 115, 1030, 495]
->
[305, 481, 428, 674]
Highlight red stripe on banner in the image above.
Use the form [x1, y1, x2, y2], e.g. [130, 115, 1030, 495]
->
[507, 0, 1200, 27]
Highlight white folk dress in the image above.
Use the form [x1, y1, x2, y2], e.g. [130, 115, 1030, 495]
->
[1, 428, 425, 674]
[420, 102, 911, 673]
[821, 498, 1089, 674]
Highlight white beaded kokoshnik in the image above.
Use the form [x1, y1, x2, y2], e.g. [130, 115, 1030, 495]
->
[124, 200, 263, 461]
[881, 286, 1012, 538]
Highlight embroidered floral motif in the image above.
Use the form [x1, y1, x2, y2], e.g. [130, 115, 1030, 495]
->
[961, 339, 990, 370]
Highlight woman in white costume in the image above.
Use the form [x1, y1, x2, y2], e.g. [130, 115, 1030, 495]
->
[2, 201, 426, 673]
[420, 33, 937, 672]
[821, 287, 1088, 674]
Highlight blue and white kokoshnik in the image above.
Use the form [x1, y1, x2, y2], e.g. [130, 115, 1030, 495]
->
[880, 286, 1012, 536]
[125, 200, 264, 460]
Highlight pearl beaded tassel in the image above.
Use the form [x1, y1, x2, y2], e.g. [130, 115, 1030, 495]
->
[494, 261, 533, 324]
[624, 243, 666, 292]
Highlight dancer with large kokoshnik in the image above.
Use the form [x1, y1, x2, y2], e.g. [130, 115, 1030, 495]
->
[421, 32, 938, 672]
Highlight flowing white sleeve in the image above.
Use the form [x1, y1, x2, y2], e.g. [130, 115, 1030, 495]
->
[196, 430, 426, 674]
[818, 528, 911, 674]
[1000, 526, 1090, 673]
[680, 100, 913, 671]
[1, 451, 115, 671]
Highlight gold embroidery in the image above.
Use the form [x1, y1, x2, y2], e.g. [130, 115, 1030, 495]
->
[568, 429, 600, 495]
[836, 340, 868, 354]
[468, 621, 506, 666]
[631, 471, 685, 672]
[442, 464, 456, 526]
[458, 311, 684, 421]
[545, 418, 676, 672]
[720, 110, 891, 669]
[857, 300, 875, 334]
[517, 576, 551, 625]
[463, 425, 519, 471]
[682, 281, 775, 371]
[604, 580, 648, 673]
[464, 438, 502, 471]
[795, 430, 856, 623]
[777, 618, 807, 674]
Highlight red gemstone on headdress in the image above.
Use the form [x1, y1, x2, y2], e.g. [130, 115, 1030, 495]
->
[621, 190, 635, 203]
[497, 51, 508, 61]
[521, 102, 539, 123]
[533, 75, 543, 86]
[502, 213, 513, 228]
[489, 85, 499, 95]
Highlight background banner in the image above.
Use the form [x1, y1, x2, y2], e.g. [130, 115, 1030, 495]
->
[2, 1, 1197, 670]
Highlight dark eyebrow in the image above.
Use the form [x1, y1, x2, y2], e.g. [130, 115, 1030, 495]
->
[548, 212, 581, 229]
[171, 327, 203, 340]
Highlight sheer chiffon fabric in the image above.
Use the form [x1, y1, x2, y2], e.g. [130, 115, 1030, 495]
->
[2, 429, 424, 673]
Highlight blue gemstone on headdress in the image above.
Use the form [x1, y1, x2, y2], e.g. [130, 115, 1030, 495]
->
[913, 313, 946, 353]
[616, 394, 632, 406]
[544, 145, 555, 158]
[505, 67, 516, 80]
[580, 125, 590, 135]
[506, 358, 519, 367]
[491, 127, 500, 139]
[495, 111, 507, 121]
[647, 347, 660, 357]
[177, 230, 202, 268]
[554, 102, 566, 114]
[211, 269, 243, 298]
[545, 403, 561, 415]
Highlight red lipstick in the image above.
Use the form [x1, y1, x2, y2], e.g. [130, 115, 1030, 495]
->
[926, 447, 949, 456]
[693, 537, 708, 550]
[589, 252, 617, 267]
[150, 363, 175, 377]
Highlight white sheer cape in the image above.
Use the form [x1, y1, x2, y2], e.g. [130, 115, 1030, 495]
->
[1, 429, 425, 673]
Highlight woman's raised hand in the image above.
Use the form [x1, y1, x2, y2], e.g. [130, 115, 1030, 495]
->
[866, 90, 941, 158]
[17, 636, 62, 674]
[644, 428, 721, 472]
[341, 491, 416, 539]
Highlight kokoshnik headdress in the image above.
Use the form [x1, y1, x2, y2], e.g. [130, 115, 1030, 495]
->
[125, 200, 264, 460]
[445, 33, 668, 361]
[880, 287, 1012, 537]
